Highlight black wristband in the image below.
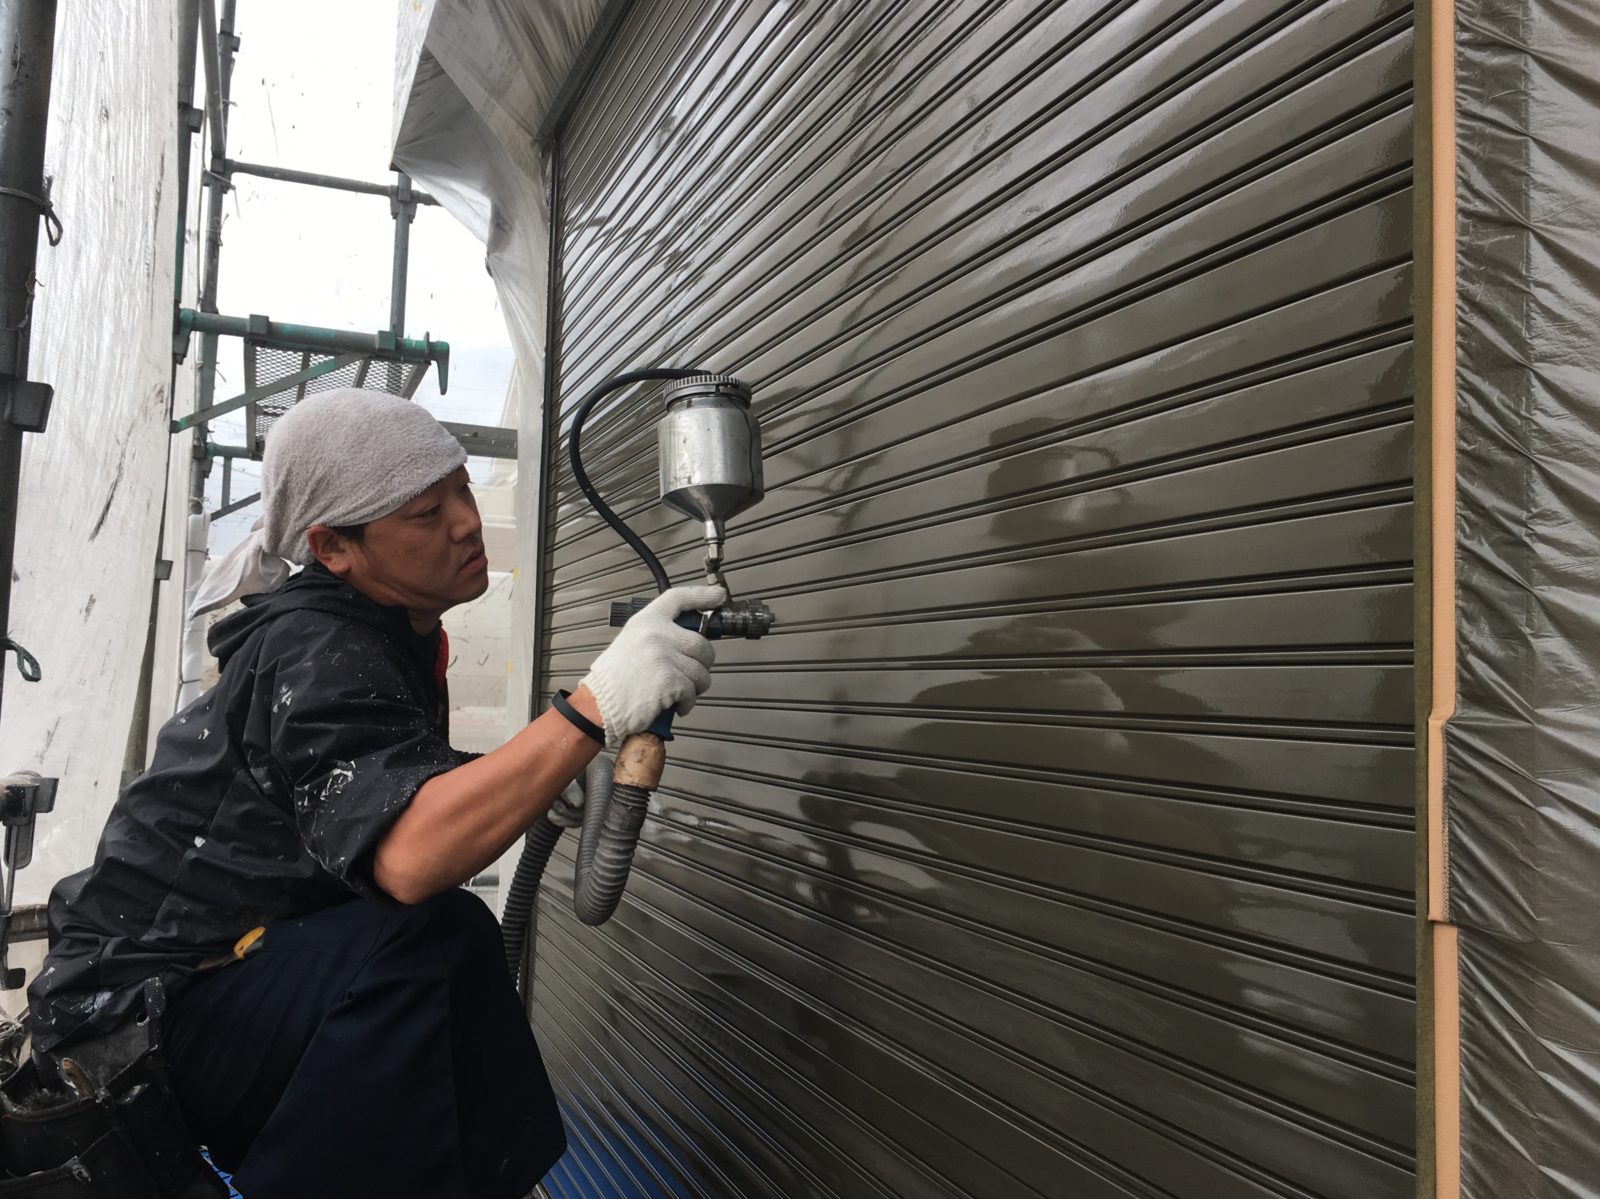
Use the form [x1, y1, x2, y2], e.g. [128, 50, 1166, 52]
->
[551, 689, 604, 745]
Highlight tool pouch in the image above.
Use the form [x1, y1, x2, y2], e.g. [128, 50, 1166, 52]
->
[0, 980, 226, 1198]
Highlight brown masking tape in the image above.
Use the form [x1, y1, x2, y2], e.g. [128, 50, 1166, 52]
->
[1423, 0, 1462, 1194]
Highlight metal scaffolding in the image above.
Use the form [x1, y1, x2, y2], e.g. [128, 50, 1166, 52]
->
[159, 1, 516, 715]
[171, 0, 515, 521]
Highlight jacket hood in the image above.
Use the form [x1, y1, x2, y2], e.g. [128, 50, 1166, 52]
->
[208, 564, 417, 671]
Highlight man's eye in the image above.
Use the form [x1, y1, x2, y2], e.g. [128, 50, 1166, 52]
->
[417, 506, 441, 519]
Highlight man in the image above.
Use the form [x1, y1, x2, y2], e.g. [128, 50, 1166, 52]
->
[27, 389, 720, 1197]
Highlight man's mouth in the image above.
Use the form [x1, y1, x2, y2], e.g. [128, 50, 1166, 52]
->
[460, 548, 487, 572]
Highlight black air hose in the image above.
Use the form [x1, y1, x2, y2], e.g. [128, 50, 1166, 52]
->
[565, 367, 704, 592]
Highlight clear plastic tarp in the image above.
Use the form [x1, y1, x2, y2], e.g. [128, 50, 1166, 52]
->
[1449, 1, 1600, 1193]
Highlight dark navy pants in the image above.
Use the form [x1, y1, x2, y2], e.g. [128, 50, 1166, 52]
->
[161, 889, 565, 1199]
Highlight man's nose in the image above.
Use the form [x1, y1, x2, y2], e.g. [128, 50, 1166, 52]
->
[449, 492, 482, 540]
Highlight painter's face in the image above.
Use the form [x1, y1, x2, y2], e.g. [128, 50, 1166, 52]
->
[319, 466, 490, 627]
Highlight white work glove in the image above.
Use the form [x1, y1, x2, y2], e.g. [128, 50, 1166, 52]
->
[581, 584, 725, 745]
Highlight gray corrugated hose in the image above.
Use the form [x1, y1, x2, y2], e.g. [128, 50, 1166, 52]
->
[500, 818, 562, 985]
[503, 752, 652, 991]
[570, 765, 650, 927]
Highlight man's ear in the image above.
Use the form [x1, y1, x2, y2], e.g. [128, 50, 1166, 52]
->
[305, 525, 356, 578]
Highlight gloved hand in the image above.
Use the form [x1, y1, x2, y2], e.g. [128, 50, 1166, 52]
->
[581, 584, 725, 745]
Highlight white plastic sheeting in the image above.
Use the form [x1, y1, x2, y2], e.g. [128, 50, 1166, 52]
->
[0, 2, 181, 904]
[392, 0, 605, 907]
[176, 511, 210, 711]
[392, 2, 605, 717]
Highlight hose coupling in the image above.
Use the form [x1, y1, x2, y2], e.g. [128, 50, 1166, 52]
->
[711, 599, 774, 639]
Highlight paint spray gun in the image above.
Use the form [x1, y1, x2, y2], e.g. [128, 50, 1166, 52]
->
[584, 371, 773, 780]
[565, 369, 772, 920]
[501, 370, 773, 984]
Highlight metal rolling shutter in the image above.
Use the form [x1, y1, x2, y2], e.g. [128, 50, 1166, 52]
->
[532, 2, 1416, 1196]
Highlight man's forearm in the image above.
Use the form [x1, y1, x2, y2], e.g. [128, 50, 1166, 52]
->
[372, 686, 604, 904]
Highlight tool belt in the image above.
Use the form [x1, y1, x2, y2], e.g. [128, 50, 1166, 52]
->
[0, 980, 226, 1198]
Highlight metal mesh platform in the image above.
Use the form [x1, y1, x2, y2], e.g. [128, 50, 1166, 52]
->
[243, 341, 430, 457]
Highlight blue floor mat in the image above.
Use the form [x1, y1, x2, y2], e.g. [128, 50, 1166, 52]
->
[200, 1149, 242, 1197]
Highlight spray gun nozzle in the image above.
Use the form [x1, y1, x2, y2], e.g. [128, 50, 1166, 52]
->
[703, 521, 729, 592]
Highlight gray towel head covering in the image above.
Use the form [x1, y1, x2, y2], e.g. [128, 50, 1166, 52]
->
[187, 388, 467, 617]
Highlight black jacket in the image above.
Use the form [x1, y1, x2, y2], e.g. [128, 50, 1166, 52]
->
[29, 566, 466, 1054]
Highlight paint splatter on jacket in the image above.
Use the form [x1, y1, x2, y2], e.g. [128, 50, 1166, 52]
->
[29, 565, 466, 1053]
